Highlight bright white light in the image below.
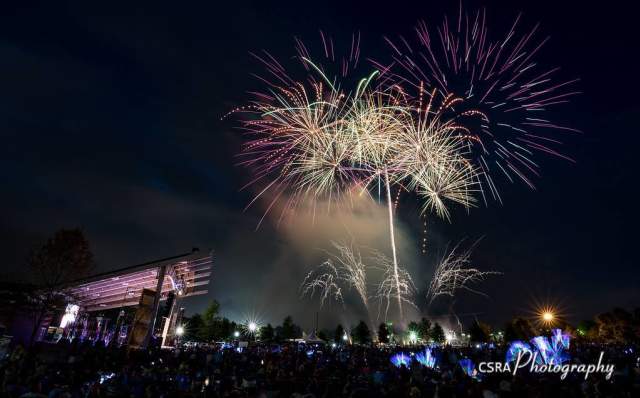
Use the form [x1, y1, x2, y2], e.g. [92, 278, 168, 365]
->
[342, 334, 348, 341]
[60, 304, 79, 328]
[409, 331, 417, 343]
[445, 331, 455, 343]
[248, 322, 257, 332]
[331, 343, 336, 348]
[176, 326, 185, 336]
[234, 331, 240, 338]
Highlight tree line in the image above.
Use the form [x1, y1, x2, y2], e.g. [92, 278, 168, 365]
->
[183, 300, 450, 344]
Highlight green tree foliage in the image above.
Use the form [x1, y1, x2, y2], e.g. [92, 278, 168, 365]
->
[279, 316, 300, 340]
[430, 322, 446, 344]
[418, 318, 432, 341]
[595, 308, 635, 343]
[183, 314, 204, 341]
[202, 300, 220, 326]
[377, 323, 389, 344]
[576, 319, 595, 338]
[195, 300, 239, 341]
[352, 321, 371, 344]
[260, 323, 274, 341]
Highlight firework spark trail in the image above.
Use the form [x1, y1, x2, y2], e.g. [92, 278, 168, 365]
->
[301, 241, 369, 311]
[300, 260, 344, 308]
[327, 241, 369, 311]
[370, 249, 417, 321]
[426, 241, 500, 305]
[377, 6, 579, 202]
[383, 169, 403, 321]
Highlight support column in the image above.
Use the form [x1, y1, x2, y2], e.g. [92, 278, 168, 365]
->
[141, 264, 167, 348]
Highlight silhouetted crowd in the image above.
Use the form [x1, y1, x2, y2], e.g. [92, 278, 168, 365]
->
[0, 340, 638, 397]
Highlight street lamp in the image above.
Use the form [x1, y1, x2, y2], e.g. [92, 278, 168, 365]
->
[234, 331, 240, 338]
[176, 326, 185, 336]
[248, 322, 257, 333]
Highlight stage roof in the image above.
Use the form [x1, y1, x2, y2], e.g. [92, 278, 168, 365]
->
[64, 250, 212, 312]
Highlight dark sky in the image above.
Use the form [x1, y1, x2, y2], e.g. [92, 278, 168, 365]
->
[1, 0, 638, 330]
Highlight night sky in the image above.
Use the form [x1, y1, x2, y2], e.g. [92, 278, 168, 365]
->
[1, 0, 638, 330]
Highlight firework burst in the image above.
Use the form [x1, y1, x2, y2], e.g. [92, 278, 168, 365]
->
[377, 6, 579, 201]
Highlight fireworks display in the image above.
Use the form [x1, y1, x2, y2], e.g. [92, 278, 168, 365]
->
[231, 4, 577, 324]
[370, 249, 417, 321]
[300, 260, 343, 308]
[301, 241, 418, 322]
[377, 6, 579, 201]
[300, 241, 368, 310]
[426, 241, 500, 305]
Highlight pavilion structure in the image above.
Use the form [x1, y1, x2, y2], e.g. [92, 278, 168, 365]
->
[41, 249, 212, 348]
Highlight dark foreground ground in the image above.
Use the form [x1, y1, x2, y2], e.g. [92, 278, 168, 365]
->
[1, 340, 638, 397]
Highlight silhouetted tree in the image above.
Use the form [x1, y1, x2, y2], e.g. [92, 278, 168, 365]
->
[183, 314, 204, 341]
[377, 323, 389, 344]
[469, 320, 491, 343]
[430, 322, 445, 344]
[418, 318, 432, 341]
[280, 316, 300, 340]
[202, 300, 220, 325]
[260, 323, 274, 341]
[596, 308, 634, 343]
[504, 317, 537, 342]
[200, 300, 220, 341]
[27, 228, 94, 344]
[334, 324, 346, 343]
[317, 329, 329, 341]
[352, 321, 371, 344]
[576, 319, 597, 341]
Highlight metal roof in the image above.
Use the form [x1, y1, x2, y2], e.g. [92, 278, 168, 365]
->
[64, 251, 212, 312]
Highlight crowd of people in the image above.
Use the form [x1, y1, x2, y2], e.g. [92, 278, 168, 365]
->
[0, 338, 638, 397]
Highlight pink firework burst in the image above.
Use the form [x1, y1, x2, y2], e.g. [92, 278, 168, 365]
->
[374, 6, 580, 203]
